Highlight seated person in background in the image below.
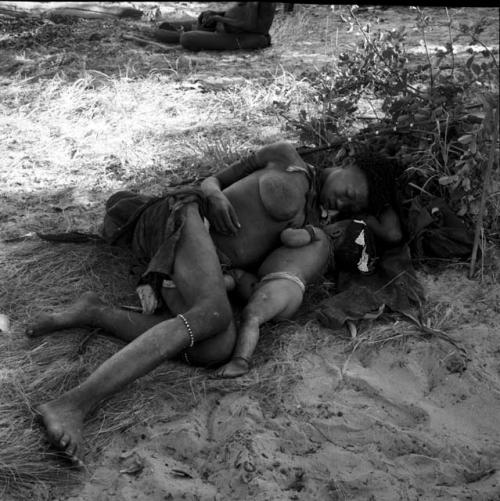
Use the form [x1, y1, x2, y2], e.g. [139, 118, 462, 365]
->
[150, 2, 275, 51]
[217, 219, 378, 378]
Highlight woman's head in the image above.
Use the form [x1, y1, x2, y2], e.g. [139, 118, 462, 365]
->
[320, 148, 402, 216]
[320, 165, 369, 215]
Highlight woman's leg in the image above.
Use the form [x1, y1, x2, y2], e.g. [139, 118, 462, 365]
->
[26, 292, 171, 342]
[153, 28, 182, 44]
[142, 19, 197, 44]
[27, 270, 236, 361]
[35, 203, 233, 464]
[180, 31, 271, 51]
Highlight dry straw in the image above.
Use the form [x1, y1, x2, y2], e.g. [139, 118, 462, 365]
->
[1, 4, 498, 499]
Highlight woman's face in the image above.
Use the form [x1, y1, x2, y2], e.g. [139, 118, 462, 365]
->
[320, 167, 369, 215]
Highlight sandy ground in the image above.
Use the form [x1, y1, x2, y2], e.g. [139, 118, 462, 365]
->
[61, 270, 500, 501]
[1, 3, 500, 501]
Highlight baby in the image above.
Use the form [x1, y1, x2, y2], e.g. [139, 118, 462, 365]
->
[217, 219, 378, 377]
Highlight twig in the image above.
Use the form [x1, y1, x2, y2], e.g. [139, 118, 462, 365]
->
[416, 7, 434, 91]
[408, 182, 435, 198]
[347, 6, 423, 98]
[71, 329, 99, 359]
[469, 105, 498, 279]
[469, 34, 499, 72]
[444, 7, 455, 79]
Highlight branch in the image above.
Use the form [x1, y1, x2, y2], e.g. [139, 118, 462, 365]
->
[469, 104, 498, 279]
[348, 6, 423, 98]
[444, 7, 455, 79]
[416, 7, 434, 90]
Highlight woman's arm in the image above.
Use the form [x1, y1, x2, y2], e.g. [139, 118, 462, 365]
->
[200, 152, 263, 234]
[201, 150, 263, 192]
[212, 2, 260, 32]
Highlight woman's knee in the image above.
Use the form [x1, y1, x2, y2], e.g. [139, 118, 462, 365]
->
[185, 320, 236, 366]
[192, 294, 233, 336]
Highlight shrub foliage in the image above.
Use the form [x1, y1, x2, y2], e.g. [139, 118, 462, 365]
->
[289, 7, 499, 240]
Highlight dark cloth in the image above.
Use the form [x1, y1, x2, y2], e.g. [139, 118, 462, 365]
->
[314, 196, 474, 329]
[103, 188, 207, 293]
[314, 244, 425, 329]
[406, 196, 474, 259]
[180, 30, 270, 51]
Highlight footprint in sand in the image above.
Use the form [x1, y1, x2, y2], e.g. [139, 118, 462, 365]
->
[341, 374, 430, 428]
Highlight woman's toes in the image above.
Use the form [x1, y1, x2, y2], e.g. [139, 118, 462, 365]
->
[66, 441, 77, 457]
[59, 433, 70, 448]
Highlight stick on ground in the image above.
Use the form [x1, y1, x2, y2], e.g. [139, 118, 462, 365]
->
[121, 33, 178, 51]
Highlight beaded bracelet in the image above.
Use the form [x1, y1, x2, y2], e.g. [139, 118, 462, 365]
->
[178, 314, 195, 348]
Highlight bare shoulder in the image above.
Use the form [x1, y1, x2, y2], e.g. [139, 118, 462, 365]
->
[255, 141, 306, 172]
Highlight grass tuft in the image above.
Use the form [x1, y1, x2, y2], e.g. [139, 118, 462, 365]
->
[0, 4, 499, 498]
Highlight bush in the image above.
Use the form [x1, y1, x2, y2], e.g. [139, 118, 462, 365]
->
[289, 7, 499, 241]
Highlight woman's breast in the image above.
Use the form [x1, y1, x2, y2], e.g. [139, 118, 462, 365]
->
[211, 170, 307, 267]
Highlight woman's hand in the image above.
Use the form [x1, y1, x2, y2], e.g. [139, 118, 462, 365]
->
[207, 193, 241, 235]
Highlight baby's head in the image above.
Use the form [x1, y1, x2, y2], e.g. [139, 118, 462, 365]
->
[324, 219, 377, 274]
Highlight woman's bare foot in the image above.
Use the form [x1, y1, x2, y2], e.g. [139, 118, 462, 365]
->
[26, 292, 104, 337]
[37, 397, 86, 467]
[215, 356, 250, 378]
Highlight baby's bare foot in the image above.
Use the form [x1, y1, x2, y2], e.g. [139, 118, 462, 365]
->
[215, 357, 250, 378]
[37, 397, 86, 467]
[26, 292, 104, 337]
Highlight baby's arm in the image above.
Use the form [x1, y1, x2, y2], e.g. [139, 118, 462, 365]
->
[224, 268, 259, 300]
[364, 206, 402, 244]
[280, 225, 320, 247]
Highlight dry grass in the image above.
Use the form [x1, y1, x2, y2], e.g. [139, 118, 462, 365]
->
[1, 4, 499, 499]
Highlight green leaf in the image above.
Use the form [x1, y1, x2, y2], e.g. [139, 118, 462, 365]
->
[471, 63, 481, 75]
[458, 134, 474, 144]
[439, 176, 457, 186]
[461, 177, 471, 191]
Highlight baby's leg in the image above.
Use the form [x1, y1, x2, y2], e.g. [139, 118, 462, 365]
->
[216, 279, 302, 378]
[225, 268, 259, 301]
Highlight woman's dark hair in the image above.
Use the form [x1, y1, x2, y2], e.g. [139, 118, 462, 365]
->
[350, 148, 404, 216]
